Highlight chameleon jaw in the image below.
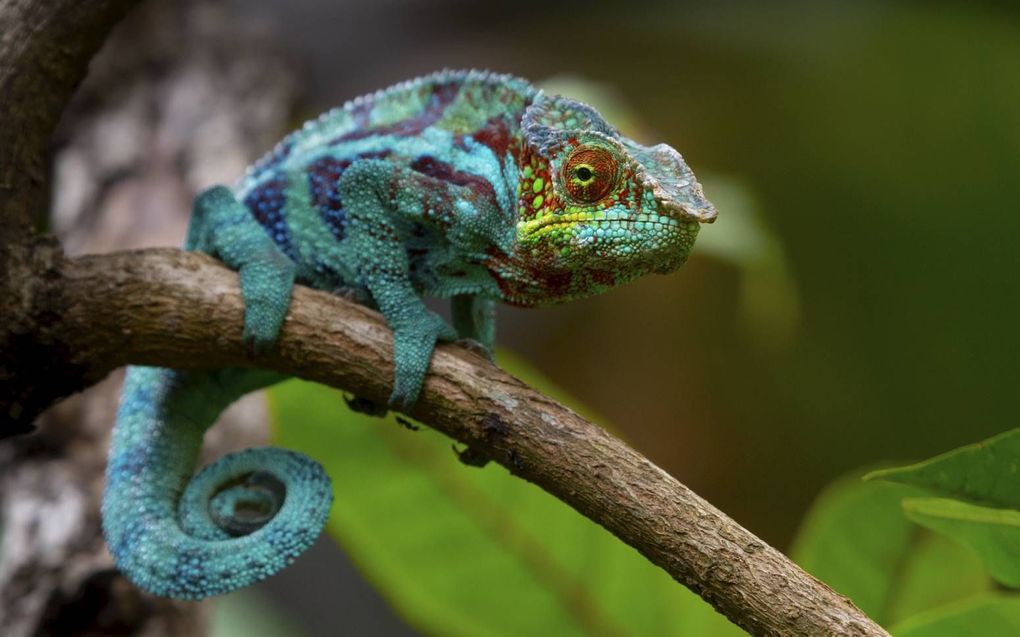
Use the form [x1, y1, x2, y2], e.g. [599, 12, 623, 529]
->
[516, 209, 690, 243]
[516, 211, 598, 239]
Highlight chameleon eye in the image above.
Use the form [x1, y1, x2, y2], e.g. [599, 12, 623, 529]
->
[563, 146, 617, 202]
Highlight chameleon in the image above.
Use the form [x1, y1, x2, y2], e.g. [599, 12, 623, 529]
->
[103, 69, 716, 599]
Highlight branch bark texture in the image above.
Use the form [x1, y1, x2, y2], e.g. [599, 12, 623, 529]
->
[1, 0, 301, 634]
[1, 0, 142, 431]
[0, 0, 140, 239]
[41, 248, 884, 637]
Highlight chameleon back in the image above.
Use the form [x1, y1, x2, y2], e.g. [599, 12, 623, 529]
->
[234, 70, 536, 293]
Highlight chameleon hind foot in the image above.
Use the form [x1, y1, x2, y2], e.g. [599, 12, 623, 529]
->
[388, 308, 458, 410]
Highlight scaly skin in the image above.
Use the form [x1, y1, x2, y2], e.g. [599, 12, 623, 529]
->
[104, 69, 716, 599]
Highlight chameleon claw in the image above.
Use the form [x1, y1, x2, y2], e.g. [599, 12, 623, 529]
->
[453, 444, 491, 467]
[242, 326, 276, 356]
[455, 338, 494, 361]
[343, 393, 389, 417]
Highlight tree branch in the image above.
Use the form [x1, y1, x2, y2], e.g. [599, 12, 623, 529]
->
[1, 0, 142, 433]
[0, 0, 139, 239]
[20, 247, 884, 637]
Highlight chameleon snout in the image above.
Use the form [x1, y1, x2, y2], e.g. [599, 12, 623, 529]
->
[631, 142, 717, 224]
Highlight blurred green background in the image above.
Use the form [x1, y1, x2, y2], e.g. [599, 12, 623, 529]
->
[213, 0, 1019, 633]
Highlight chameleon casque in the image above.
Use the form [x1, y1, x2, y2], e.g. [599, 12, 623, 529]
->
[104, 69, 716, 599]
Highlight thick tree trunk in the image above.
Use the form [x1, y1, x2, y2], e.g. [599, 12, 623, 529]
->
[0, 1, 300, 634]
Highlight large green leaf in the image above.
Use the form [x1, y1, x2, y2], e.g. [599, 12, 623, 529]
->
[790, 473, 990, 625]
[268, 351, 743, 637]
[866, 428, 1020, 590]
[902, 498, 1020, 589]
[865, 428, 1020, 510]
[890, 595, 1020, 637]
[887, 532, 991, 625]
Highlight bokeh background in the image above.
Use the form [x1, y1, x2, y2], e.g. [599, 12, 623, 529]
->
[50, 0, 1020, 634]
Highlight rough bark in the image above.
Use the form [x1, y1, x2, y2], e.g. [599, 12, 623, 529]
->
[0, 0, 890, 635]
[0, 0, 140, 436]
[1, 0, 300, 634]
[0, 0, 139, 238]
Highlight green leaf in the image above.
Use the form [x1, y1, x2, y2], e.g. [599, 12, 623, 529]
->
[791, 473, 920, 622]
[888, 533, 991, 623]
[790, 472, 990, 625]
[866, 429, 1020, 590]
[891, 595, 1020, 637]
[902, 498, 1020, 589]
[268, 351, 744, 637]
[865, 428, 1020, 510]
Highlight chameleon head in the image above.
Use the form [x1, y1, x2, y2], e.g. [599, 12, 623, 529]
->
[514, 93, 716, 285]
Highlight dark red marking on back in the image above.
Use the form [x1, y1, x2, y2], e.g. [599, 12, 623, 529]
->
[470, 115, 513, 158]
[409, 155, 498, 203]
[331, 80, 462, 144]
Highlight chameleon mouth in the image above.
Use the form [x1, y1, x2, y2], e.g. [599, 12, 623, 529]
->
[517, 212, 597, 239]
[517, 211, 687, 240]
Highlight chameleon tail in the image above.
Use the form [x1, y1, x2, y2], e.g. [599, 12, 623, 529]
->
[102, 366, 333, 599]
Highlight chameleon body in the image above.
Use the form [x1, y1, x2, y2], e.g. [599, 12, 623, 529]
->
[104, 70, 716, 599]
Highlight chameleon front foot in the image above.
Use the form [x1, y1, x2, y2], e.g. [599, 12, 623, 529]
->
[388, 309, 457, 411]
[240, 255, 297, 353]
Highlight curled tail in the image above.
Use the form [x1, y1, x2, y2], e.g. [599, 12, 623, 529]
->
[103, 366, 333, 599]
